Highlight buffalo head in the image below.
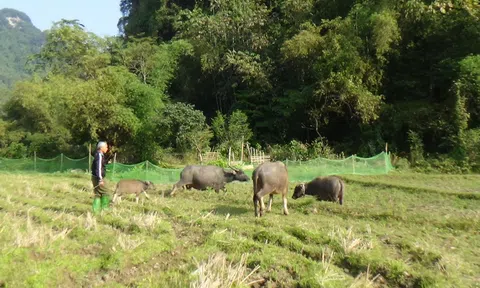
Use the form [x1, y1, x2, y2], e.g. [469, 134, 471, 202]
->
[292, 183, 306, 199]
[225, 166, 250, 182]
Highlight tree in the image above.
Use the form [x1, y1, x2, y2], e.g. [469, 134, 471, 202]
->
[30, 19, 110, 79]
[3, 70, 144, 157]
[155, 103, 212, 158]
[212, 110, 252, 155]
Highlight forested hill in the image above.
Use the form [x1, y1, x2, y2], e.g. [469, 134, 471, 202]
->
[117, 0, 480, 158]
[1, 1, 480, 173]
[0, 8, 44, 93]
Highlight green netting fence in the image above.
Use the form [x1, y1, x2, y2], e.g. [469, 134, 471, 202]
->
[0, 154, 90, 173]
[285, 152, 394, 182]
[0, 151, 394, 183]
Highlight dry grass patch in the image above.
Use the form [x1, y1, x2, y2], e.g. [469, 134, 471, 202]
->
[115, 233, 145, 251]
[82, 212, 98, 231]
[329, 226, 374, 254]
[131, 211, 159, 232]
[52, 182, 72, 193]
[315, 248, 346, 286]
[13, 210, 72, 248]
[349, 266, 386, 288]
[190, 253, 260, 288]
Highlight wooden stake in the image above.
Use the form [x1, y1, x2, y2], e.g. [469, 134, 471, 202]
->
[145, 160, 149, 181]
[241, 136, 244, 163]
[88, 144, 92, 174]
[112, 153, 117, 179]
[352, 154, 356, 174]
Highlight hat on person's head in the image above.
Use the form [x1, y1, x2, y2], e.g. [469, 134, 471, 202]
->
[97, 141, 107, 150]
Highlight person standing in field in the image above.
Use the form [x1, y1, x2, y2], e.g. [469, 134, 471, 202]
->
[91, 141, 110, 213]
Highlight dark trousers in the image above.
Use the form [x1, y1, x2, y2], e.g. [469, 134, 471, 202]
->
[91, 176, 109, 197]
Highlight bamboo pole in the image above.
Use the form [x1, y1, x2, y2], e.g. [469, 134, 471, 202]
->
[113, 153, 117, 179]
[34, 151, 37, 172]
[60, 153, 64, 172]
[384, 151, 389, 175]
[88, 144, 92, 174]
[352, 154, 356, 174]
[145, 160, 149, 181]
[241, 136, 244, 163]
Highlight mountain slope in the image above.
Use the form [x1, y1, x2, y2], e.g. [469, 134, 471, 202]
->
[0, 8, 44, 90]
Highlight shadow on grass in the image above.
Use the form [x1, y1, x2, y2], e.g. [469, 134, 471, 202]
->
[213, 205, 249, 216]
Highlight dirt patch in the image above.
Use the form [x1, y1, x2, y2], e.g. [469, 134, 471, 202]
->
[104, 246, 189, 286]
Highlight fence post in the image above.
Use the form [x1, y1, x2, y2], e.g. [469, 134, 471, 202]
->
[241, 136, 244, 163]
[352, 154, 356, 174]
[384, 151, 389, 174]
[34, 151, 37, 172]
[112, 153, 117, 180]
[228, 147, 232, 165]
[60, 153, 64, 172]
[145, 160, 149, 181]
[88, 144, 92, 174]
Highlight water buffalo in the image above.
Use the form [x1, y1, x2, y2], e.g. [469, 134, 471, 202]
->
[292, 176, 345, 205]
[170, 165, 250, 196]
[112, 179, 155, 204]
[252, 161, 289, 217]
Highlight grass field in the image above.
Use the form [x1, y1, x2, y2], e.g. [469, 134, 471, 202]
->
[0, 172, 479, 287]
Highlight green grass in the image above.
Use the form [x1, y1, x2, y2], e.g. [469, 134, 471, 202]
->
[0, 172, 479, 287]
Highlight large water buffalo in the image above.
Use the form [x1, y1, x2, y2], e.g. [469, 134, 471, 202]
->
[292, 176, 345, 205]
[252, 161, 289, 217]
[170, 165, 250, 196]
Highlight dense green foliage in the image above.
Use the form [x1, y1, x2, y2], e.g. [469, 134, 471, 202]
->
[2, 1, 480, 170]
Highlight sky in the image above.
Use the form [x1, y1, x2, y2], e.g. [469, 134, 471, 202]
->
[0, 0, 122, 36]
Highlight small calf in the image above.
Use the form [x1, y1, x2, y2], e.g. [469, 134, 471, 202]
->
[292, 176, 345, 205]
[112, 179, 155, 204]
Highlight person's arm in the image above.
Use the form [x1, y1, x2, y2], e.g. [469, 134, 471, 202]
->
[104, 152, 114, 163]
[98, 153, 104, 184]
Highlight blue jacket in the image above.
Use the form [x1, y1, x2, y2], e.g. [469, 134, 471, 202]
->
[91, 151, 106, 180]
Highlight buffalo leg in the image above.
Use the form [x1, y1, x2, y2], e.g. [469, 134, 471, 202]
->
[267, 195, 273, 212]
[260, 197, 266, 211]
[253, 194, 259, 217]
[143, 191, 150, 200]
[170, 181, 187, 196]
[170, 185, 178, 196]
[282, 194, 289, 215]
[136, 194, 139, 204]
[255, 189, 272, 217]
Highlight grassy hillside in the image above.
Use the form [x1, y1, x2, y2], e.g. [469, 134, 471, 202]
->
[0, 8, 44, 98]
[0, 173, 479, 287]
